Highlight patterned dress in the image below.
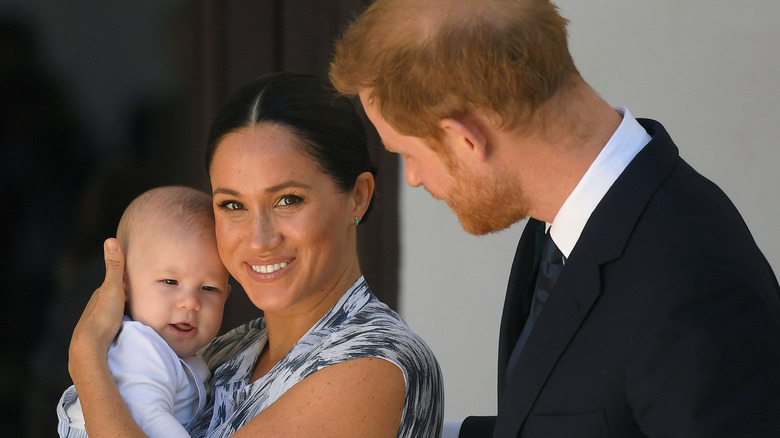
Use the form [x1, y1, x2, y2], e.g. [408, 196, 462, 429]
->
[187, 277, 444, 437]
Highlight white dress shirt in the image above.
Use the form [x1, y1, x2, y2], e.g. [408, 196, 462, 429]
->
[550, 107, 652, 257]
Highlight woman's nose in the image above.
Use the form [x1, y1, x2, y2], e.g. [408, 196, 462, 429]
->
[249, 212, 282, 250]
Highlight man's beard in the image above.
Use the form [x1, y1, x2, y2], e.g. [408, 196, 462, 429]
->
[444, 163, 528, 236]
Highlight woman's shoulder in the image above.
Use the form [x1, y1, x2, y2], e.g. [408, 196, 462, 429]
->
[327, 278, 412, 335]
[349, 297, 415, 340]
[322, 287, 444, 438]
[353, 302, 437, 361]
[315, 286, 440, 373]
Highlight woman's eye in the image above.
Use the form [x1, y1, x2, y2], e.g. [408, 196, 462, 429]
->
[217, 200, 244, 211]
[162, 279, 178, 286]
[278, 194, 303, 207]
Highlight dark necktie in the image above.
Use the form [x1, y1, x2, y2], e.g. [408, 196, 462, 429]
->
[506, 230, 564, 370]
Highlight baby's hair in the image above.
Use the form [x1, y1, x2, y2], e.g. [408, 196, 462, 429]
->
[116, 185, 214, 253]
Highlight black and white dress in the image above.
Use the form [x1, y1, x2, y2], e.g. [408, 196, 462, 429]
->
[187, 277, 444, 438]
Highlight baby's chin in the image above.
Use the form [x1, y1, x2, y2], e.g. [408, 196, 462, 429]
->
[167, 338, 210, 358]
[173, 346, 203, 358]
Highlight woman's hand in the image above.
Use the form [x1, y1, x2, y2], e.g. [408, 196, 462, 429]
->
[69, 238, 127, 368]
[67, 238, 148, 437]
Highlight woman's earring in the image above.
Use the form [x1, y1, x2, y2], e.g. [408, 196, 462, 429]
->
[354, 217, 360, 227]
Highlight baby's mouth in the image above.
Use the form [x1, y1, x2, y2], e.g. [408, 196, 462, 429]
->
[172, 322, 195, 332]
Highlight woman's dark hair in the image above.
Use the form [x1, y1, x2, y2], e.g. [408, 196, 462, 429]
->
[205, 72, 376, 221]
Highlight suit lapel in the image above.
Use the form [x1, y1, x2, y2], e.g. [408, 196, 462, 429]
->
[498, 220, 544, 395]
[493, 119, 680, 437]
[494, 241, 603, 437]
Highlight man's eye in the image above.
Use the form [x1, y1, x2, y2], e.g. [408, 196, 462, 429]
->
[217, 200, 244, 210]
[162, 279, 178, 285]
[278, 195, 303, 207]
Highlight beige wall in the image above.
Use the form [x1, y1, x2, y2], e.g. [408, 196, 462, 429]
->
[398, 1, 780, 418]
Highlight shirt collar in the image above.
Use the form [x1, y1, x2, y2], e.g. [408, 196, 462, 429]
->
[549, 107, 652, 258]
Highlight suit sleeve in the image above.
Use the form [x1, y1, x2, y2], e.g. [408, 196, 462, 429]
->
[458, 416, 496, 438]
[626, 260, 780, 437]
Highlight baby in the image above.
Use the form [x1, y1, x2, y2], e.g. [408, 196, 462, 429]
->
[57, 185, 231, 437]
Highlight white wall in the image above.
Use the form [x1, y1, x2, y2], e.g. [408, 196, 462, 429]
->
[398, 1, 780, 419]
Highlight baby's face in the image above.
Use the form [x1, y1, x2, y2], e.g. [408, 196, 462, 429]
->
[125, 226, 230, 357]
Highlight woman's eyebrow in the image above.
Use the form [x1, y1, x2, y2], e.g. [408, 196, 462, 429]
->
[212, 181, 313, 196]
[212, 187, 239, 196]
[263, 180, 312, 193]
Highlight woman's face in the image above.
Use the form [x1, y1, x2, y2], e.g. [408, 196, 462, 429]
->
[209, 124, 364, 317]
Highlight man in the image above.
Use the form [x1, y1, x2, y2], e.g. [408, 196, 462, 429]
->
[330, 0, 780, 437]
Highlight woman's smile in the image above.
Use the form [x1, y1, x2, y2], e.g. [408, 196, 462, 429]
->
[246, 258, 295, 280]
[250, 261, 289, 274]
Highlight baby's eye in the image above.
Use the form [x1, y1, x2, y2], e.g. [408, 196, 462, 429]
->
[202, 285, 218, 292]
[162, 279, 178, 286]
[277, 194, 303, 207]
[217, 200, 244, 211]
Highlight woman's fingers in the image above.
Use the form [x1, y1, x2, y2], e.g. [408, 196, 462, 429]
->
[89, 238, 126, 335]
[100, 238, 126, 312]
[102, 237, 125, 290]
[70, 239, 127, 362]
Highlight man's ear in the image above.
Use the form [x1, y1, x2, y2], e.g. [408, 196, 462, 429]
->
[439, 116, 489, 162]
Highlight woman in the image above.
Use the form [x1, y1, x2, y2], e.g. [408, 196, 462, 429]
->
[67, 72, 444, 437]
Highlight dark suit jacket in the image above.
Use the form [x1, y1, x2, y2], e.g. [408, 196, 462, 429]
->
[460, 119, 780, 437]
